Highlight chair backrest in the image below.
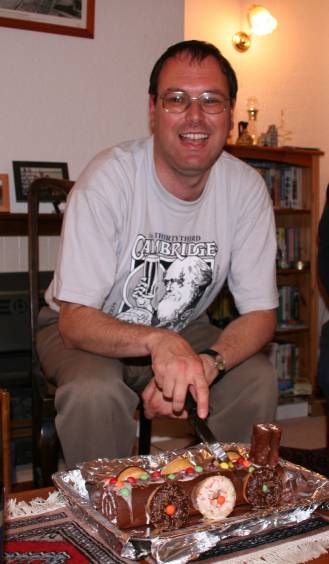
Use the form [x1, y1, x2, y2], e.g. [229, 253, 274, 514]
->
[27, 177, 74, 351]
[0, 389, 11, 494]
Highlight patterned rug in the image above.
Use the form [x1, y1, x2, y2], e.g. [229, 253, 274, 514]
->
[5, 508, 128, 563]
[4, 502, 329, 563]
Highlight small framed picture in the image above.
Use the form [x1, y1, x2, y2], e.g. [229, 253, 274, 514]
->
[13, 161, 69, 202]
[0, 174, 10, 212]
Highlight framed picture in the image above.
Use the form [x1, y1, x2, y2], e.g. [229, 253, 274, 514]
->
[0, 174, 10, 212]
[0, 0, 94, 38]
[13, 160, 69, 202]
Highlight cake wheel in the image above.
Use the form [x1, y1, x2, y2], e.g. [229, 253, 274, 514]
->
[244, 465, 283, 508]
[147, 481, 190, 530]
[192, 475, 236, 520]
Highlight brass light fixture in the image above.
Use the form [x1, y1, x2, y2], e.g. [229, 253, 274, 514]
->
[232, 5, 278, 52]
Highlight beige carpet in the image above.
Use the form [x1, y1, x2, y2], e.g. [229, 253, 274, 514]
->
[280, 415, 327, 449]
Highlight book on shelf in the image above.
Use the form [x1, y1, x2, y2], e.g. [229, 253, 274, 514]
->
[247, 160, 303, 209]
[276, 226, 302, 269]
[266, 340, 300, 395]
[293, 380, 312, 396]
[277, 285, 300, 326]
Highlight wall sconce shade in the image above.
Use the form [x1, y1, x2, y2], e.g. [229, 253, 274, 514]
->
[232, 5, 277, 52]
[248, 5, 277, 36]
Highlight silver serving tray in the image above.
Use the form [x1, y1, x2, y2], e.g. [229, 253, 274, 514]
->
[52, 443, 329, 564]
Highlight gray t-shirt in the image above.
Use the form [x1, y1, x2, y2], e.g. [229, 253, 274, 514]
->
[46, 136, 278, 331]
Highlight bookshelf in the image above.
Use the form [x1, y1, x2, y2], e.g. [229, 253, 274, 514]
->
[0, 212, 61, 236]
[222, 145, 324, 408]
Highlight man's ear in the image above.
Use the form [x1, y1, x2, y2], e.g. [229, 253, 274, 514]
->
[229, 102, 236, 132]
[149, 95, 156, 133]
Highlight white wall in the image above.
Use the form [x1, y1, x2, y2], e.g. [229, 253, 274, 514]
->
[3, 0, 329, 271]
[0, 0, 184, 271]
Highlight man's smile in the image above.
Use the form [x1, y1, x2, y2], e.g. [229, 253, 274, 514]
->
[179, 132, 209, 141]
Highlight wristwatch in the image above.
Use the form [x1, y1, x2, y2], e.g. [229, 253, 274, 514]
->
[200, 348, 226, 384]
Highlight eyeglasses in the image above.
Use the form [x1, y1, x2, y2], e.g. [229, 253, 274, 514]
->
[160, 91, 230, 115]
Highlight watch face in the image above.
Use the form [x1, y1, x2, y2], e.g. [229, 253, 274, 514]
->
[201, 349, 226, 372]
[214, 355, 225, 371]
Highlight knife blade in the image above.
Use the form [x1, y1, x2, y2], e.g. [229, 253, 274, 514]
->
[185, 391, 229, 462]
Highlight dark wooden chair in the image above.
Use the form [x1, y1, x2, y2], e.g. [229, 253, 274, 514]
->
[28, 177, 152, 487]
[0, 388, 12, 494]
[28, 177, 73, 487]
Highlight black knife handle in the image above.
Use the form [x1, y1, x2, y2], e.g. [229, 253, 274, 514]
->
[185, 391, 219, 443]
[194, 416, 218, 444]
[185, 390, 198, 417]
[185, 391, 228, 461]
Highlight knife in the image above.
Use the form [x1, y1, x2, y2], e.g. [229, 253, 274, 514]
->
[185, 391, 229, 462]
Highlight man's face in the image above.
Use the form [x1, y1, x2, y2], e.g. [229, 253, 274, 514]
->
[149, 54, 234, 190]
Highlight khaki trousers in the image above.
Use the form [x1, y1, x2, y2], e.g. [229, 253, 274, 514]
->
[37, 307, 278, 468]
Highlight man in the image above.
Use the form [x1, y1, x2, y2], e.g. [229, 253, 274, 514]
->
[38, 40, 278, 468]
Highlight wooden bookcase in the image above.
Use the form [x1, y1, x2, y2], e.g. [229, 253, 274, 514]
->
[223, 144, 324, 404]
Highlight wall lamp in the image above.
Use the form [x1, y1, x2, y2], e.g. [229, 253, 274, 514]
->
[232, 5, 277, 52]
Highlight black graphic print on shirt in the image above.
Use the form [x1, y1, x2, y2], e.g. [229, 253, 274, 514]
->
[117, 233, 218, 331]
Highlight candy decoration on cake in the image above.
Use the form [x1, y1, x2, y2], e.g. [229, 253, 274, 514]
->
[117, 466, 150, 482]
[161, 457, 193, 475]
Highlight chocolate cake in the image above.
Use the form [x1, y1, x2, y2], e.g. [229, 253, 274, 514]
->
[82, 422, 283, 530]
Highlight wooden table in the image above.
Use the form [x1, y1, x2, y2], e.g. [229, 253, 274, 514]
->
[8, 486, 55, 504]
[6, 487, 329, 563]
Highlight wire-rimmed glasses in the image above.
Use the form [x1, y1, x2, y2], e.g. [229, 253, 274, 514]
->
[160, 91, 230, 115]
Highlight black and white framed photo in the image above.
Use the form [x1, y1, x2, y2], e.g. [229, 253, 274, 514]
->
[0, 0, 94, 38]
[13, 160, 69, 202]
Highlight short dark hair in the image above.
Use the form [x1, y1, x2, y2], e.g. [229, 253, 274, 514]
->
[148, 40, 238, 103]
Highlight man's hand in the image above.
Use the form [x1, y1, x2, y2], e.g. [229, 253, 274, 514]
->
[148, 332, 209, 418]
[142, 378, 190, 419]
[142, 349, 219, 420]
[59, 303, 212, 419]
[199, 354, 222, 386]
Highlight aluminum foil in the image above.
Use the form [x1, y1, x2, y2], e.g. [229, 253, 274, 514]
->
[52, 443, 329, 564]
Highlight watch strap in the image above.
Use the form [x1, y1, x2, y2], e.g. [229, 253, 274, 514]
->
[200, 348, 226, 385]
